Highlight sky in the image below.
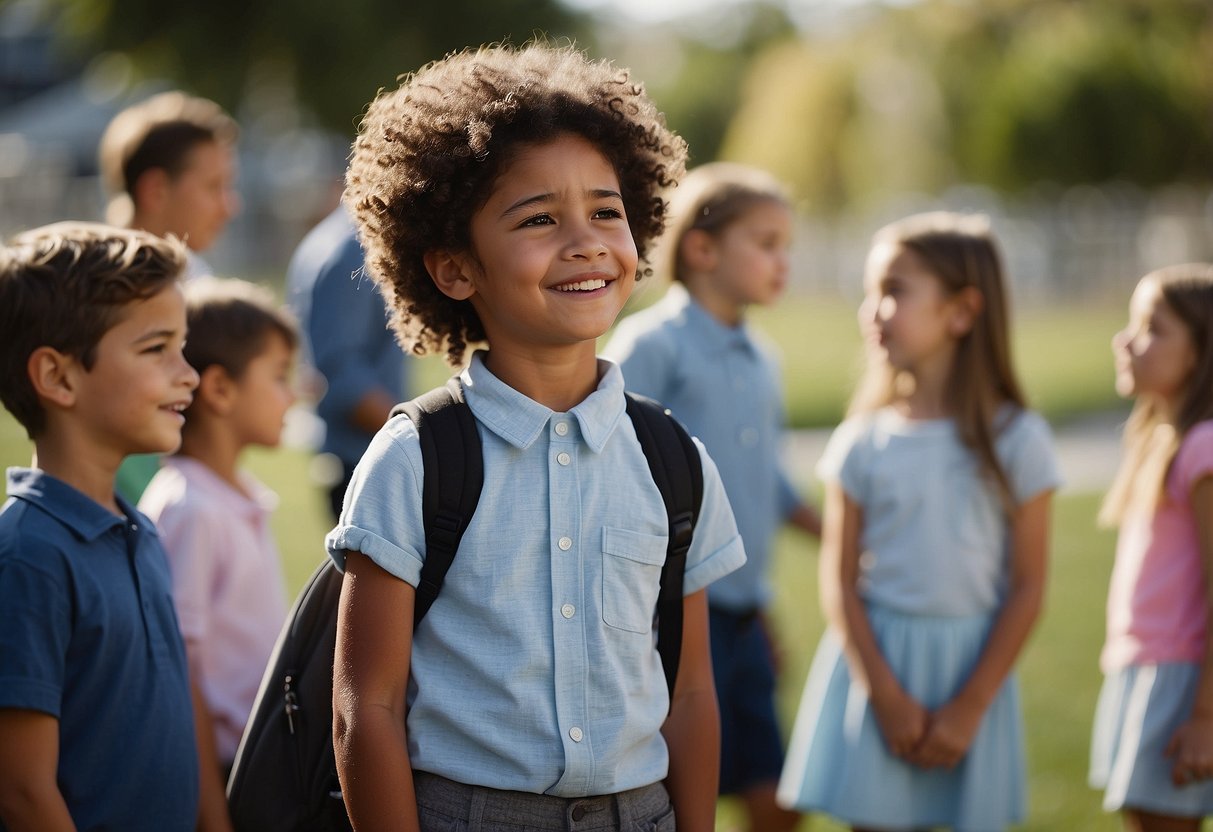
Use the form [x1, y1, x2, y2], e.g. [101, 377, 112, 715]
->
[560, 0, 903, 31]
[562, 0, 744, 23]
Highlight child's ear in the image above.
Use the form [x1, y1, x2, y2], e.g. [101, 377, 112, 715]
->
[679, 229, 718, 274]
[949, 287, 984, 337]
[132, 167, 170, 215]
[423, 250, 477, 301]
[196, 365, 237, 415]
[27, 347, 79, 409]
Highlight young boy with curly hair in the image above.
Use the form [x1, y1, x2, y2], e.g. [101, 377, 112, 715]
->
[328, 43, 746, 831]
[0, 222, 200, 830]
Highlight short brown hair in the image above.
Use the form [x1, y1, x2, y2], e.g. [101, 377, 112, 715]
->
[183, 276, 298, 380]
[99, 91, 238, 225]
[0, 222, 187, 437]
[345, 42, 688, 367]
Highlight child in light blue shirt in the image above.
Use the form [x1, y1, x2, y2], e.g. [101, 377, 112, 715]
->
[606, 163, 820, 832]
[327, 44, 746, 832]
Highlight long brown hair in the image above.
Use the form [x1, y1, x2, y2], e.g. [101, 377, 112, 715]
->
[1100, 263, 1213, 526]
[850, 211, 1027, 505]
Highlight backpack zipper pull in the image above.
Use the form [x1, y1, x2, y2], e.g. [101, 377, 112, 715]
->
[284, 674, 300, 735]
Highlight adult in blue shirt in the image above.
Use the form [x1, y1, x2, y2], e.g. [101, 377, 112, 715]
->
[287, 205, 409, 519]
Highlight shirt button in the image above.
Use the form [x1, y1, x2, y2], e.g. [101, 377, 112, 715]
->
[569, 726, 584, 742]
[561, 603, 576, 619]
[558, 536, 573, 551]
[554, 421, 569, 436]
[557, 452, 571, 466]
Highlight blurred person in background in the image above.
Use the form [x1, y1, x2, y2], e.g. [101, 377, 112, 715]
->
[605, 162, 820, 832]
[1090, 264, 1213, 831]
[99, 90, 241, 503]
[286, 204, 409, 520]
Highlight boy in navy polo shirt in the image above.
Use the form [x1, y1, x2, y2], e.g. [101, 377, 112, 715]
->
[328, 44, 746, 831]
[0, 222, 201, 830]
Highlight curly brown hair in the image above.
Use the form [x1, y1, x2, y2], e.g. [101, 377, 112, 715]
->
[344, 42, 688, 367]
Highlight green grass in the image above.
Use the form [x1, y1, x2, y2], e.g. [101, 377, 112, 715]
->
[0, 420, 1131, 828]
[759, 494, 1124, 832]
[740, 294, 1126, 429]
[0, 295, 1137, 829]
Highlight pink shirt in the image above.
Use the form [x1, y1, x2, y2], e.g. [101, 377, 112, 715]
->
[139, 456, 289, 762]
[1102, 420, 1213, 672]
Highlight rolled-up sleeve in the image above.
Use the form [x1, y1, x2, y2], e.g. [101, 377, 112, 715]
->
[325, 416, 427, 584]
[682, 439, 747, 595]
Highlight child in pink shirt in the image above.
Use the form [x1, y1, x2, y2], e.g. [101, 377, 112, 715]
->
[139, 277, 296, 831]
[1090, 263, 1213, 830]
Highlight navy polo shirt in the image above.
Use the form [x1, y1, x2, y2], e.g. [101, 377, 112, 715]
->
[0, 468, 198, 831]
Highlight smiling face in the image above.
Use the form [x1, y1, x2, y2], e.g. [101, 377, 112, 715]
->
[73, 283, 200, 460]
[859, 242, 964, 377]
[1112, 277, 1197, 407]
[444, 133, 638, 359]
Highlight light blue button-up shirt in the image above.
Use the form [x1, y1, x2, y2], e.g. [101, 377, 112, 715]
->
[606, 284, 800, 613]
[326, 352, 745, 796]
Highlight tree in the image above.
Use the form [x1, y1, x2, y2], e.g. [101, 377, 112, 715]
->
[718, 0, 1212, 213]
[42, 0, 592, 133]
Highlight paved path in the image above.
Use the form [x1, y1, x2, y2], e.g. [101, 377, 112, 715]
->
[785, 411, 1125, 495]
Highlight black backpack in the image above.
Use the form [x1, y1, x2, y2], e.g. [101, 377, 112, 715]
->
[226, 378, 703, 832]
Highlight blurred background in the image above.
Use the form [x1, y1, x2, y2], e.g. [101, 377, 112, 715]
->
[1, 3, 1210, 828]
[1, 0, 1209, 304]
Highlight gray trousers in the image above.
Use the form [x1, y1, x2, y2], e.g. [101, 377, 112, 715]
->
[413, 770, 676, 831]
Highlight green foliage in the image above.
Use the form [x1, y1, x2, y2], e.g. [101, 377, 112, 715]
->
[596, 0, 798, 166]
[42, 0, 590, 134]
[960, 1, 1213, 189]
[721, 0, 1213, 212]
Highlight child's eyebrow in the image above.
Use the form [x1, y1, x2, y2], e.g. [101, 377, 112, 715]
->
[132, 328, 179, 344]
[501, 188, 624, 219]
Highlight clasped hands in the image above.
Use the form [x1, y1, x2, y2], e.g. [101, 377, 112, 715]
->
[871, 686, 985, 770]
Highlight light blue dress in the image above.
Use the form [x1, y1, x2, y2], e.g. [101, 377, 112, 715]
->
[777, 408, 1061, 831]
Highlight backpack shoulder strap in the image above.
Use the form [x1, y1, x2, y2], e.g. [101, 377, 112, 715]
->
[390, 376, 484, 628]
[623, 392, 704, 698]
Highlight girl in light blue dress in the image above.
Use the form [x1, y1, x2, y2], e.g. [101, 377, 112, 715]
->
[777, 212, 1062, 831]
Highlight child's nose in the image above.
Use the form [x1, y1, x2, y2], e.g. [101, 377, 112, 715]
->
[1110, 328, 1129, 353]
[564, 224, 608, 260]
[180, 359, 201, 390]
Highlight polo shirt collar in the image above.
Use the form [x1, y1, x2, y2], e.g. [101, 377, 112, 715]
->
[461, 351, 626, 453]
[667, 283, 758, 355]
[161, 456, 277, 518]
[5, 467, 148, 543]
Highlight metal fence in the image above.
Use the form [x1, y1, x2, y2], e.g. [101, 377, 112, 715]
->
[2, 160, 1210, 303]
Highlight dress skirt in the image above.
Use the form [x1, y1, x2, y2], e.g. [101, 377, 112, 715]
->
[1090, 662, 1213, 816]
[777, 604, 1025, 832]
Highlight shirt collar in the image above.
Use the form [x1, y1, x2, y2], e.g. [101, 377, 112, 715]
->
[5, 467, 149, 542]
[666, 283, 758, 355]
[160, 456, 278, 517]
[461, 351, 627, 453]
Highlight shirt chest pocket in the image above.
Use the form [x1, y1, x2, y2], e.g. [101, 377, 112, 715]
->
[601, 526, 667, 634]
